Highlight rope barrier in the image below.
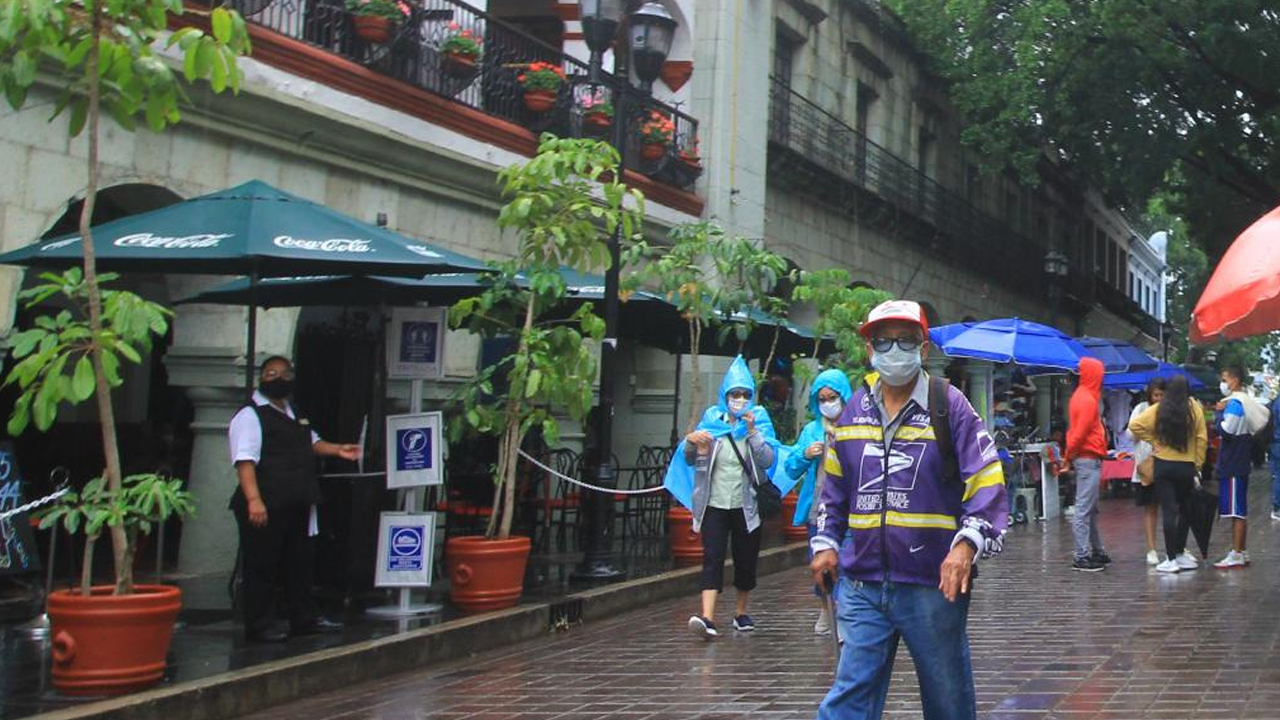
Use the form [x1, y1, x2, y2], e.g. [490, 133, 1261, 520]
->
[1, 487, 69, 521]
[517, 450, 669, 495]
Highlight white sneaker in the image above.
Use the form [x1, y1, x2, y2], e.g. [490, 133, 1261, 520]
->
[1064, 505, 1076, 517]
[1214, 550, 1247, 569]
[1145, 550, 1159, 566]
[814, 609, 831, 636]
[1175, 552, 1199, 570]
[1242, 550, 1251, 565]
[1271, 511, 1280, 521]
[1155, 559, 1180, 573]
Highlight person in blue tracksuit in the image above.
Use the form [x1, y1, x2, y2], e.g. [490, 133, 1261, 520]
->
[784, 368, 853, 635]
[1212, 365, 1270, 569]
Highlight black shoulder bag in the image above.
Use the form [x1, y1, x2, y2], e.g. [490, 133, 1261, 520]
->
[727, 434, 782, 519]
[928, 376, 962, 485]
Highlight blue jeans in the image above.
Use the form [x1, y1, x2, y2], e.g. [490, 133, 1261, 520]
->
[815, 579, 975, 720]
[1270, 443, 1280, 512]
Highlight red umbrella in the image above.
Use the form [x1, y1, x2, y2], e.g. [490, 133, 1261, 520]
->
[1191, 204, 1280, 343]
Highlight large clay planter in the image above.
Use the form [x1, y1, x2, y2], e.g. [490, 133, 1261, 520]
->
[640, 142, 667, 162]
[445, 536, 532, 613]
[353, 15, 393, 45]
[523, 89, 557, 113]
[47, 584, 182, 697]
[781, 492, 808, 541]
[667, 507, 703, 563]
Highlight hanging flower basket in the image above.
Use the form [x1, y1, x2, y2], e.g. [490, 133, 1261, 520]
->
[353, 15, 394, 44]
[638, 110, 675, 162]
[580, 92, 614, 133]
[442, 51, 478, 79]
[518, 62, 566, 113]
[440, 23, 482, 79]
[346, 0, 410, 45]
[524, 89, 557, 113]
[640, 142, 667, 162]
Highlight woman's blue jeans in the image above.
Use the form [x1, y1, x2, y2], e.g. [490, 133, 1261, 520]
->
[815, 578, 975, 720]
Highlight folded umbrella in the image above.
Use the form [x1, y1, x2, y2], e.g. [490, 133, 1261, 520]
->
[1189, 480, 1218, 559]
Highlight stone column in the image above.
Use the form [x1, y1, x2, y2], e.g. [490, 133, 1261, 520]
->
[175, 384, 245, 577]
[1035, 376, 1054, 439]
[964, 363, 994, 427]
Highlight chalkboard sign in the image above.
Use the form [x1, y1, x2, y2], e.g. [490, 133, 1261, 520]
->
[0, 442, 40, 575]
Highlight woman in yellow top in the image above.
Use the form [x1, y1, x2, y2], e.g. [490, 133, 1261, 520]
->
[1127, 376, 1207, 574]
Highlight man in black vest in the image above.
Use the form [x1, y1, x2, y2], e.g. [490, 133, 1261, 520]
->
[229, 356, 360, 643]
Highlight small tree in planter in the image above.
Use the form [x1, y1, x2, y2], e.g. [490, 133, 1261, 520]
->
[446, 134, 643, 612]
[0, 0, 249, 695]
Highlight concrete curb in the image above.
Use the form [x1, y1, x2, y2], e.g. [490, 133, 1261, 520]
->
[35, 542, 809, 720]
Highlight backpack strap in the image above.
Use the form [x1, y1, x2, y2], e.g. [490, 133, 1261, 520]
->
[929, 376, 962, 485]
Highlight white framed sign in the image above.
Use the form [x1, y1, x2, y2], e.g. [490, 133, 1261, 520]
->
[387, 307, 446, 379]
[385, 411, 444, 488]
[374, 512, 436, 587]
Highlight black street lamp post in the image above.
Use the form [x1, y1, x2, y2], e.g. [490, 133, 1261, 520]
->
[573, 2, 677, 581]
[1043, 249, 1070, 331]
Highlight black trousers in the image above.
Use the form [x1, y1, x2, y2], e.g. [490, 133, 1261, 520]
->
[1153, 458, 1196, 559]
[700, 506, 761, 592]
[235, 503, 320, 634]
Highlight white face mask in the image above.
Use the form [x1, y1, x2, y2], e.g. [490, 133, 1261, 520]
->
[871, 346, 923, 387]
[727, 396, 750, 415]
[1220, 381, 1233, 398]
[819, 399, 843, 420]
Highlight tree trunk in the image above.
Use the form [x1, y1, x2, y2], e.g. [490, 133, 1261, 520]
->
[687, 320, 702, 432]
[81, 2, 132, 596]
[80, 533, 98, 596]
[490, 292, 537, 540]
[762, 325, 781, 389]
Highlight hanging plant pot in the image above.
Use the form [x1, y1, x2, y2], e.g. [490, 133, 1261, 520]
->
[353, 15, 394, 45]
[47, 584, 183, 697]
[640, 142, 667, 162]
[445, 535, 532, 613]
[667, 506, 703, 563]
[523, 89, 558, 113]
[584, 111, 612, 131]
[442, 52, 479, 79]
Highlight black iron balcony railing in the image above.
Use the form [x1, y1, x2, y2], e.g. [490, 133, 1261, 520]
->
[228, 0, 701, 188]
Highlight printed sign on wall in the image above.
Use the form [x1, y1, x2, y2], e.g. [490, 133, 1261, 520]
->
[0, 442, 40, 576]
[387, 307, 446, 379]
[374, 512, 436, 587]
[385, 412, 443, 488]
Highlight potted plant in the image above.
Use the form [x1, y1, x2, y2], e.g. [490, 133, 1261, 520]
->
[439, 21, 482, 78]
[580, 91, 614, 133]
[678, 136, 701, 169]
[517, 61, 566, 112]
[345, 0, 411, 45]
[638, 110, 674, 161]
[446, 135, 642, 613]
[0, 0, 248, 697]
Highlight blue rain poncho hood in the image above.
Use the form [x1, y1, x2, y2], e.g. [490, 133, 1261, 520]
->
[663, 356, 789, 510]
[784, 369, 854, 525]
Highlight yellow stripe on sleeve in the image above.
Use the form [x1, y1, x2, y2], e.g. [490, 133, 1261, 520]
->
[962, 461, 1005, 502]
[823, 447, 842, 478]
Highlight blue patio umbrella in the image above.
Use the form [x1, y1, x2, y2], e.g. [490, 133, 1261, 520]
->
[936, 318, 1090, 372]
[1103, 362, 1206, 391]
[0, 180, 487, 388]
[928, 321, 976, 346]
[1077, 337, 1159, 373]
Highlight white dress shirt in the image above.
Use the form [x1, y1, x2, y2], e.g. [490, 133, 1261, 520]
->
[228, 390, 322, 466]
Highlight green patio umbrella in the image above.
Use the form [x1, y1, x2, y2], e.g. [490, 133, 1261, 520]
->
[0, 180, 487, 388]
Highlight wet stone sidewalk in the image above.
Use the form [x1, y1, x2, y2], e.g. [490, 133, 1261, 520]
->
[239, 470, 1280, 720]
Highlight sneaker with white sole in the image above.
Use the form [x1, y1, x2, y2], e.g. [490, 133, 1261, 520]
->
[814, 609, 831, 636]
[1214, 550, 1247, 569]
[687, 615, 717, 638]
[1272, 510, 1280, 521]
[1155, 559, 1181, 573]
[1146, 550, 1159, 566]
[732, 614, 756, 632]
[1242, 550, 1251, 565]
[1175, 552, 1199, 570]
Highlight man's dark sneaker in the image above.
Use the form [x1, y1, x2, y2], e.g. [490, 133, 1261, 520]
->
[732, 614, 756, 632]
[1072, 556, 1106, 572]
[245, 627, 288, 644]
[1091, 550, 1112, 565]
[687, 615, 717, 638]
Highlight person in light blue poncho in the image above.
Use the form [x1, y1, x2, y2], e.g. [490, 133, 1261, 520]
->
[783, 368, 853, 636]
[664, 356, 785, 639]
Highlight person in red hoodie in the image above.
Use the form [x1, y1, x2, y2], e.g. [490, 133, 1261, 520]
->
[1066, 357, 1110, 572]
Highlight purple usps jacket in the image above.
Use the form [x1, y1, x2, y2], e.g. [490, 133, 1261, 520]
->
[811, 375, 1009, 587]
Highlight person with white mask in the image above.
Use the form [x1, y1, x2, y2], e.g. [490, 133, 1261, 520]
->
[785, 368, 854, 635]
[1212, 365, 1270, 569]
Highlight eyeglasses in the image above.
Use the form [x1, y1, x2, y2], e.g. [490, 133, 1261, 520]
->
[726, 390, 752, 399]
[262, 368, 295, 381]
[870, 336, 923, 353]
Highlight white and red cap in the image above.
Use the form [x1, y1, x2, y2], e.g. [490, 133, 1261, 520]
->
[859, 300, 929, 338]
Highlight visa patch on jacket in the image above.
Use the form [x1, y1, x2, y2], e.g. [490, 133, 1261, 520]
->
[813, 382, 1009, 588]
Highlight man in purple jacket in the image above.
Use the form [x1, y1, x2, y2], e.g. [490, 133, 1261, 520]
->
[811, 300, 1009, 720]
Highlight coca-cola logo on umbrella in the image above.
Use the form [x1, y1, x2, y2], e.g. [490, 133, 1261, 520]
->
[114, 232, 232, 249]
[406, 245, 443, 259]
[273, 235, 373, 253]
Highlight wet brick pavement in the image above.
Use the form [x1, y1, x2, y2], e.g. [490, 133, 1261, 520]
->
[237, 471, 1280, 719]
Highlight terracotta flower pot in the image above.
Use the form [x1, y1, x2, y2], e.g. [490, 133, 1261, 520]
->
[584, 111, 612, 130]
[353, 15, 393, 45]
[442, 52, 478, 79]
[781, 492, 809, 540]
[523, 89, 557, 112]
[445, 535, 532, 613]
[667, 507, 703, 562]
[640, 142, 667, 162]
[47, 584, 182, 697]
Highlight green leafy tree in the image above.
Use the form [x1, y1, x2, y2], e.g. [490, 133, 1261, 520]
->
[883, 0, 1280, 259]
[449, 135, 643, 540]
[708, 235, 790, 377]
[790, 268, 892, 403]
[0, 0, 250, 594]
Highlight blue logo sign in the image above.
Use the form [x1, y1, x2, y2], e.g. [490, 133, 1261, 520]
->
[387, 525, 424, 572]
[396, 428, 432, 471]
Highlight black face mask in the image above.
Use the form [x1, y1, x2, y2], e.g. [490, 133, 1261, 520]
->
[259, 378, 294, 400]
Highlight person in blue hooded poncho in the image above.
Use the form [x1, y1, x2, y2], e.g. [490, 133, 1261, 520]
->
[664, 356, 785, 639]
[783, 368, 853, 636]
